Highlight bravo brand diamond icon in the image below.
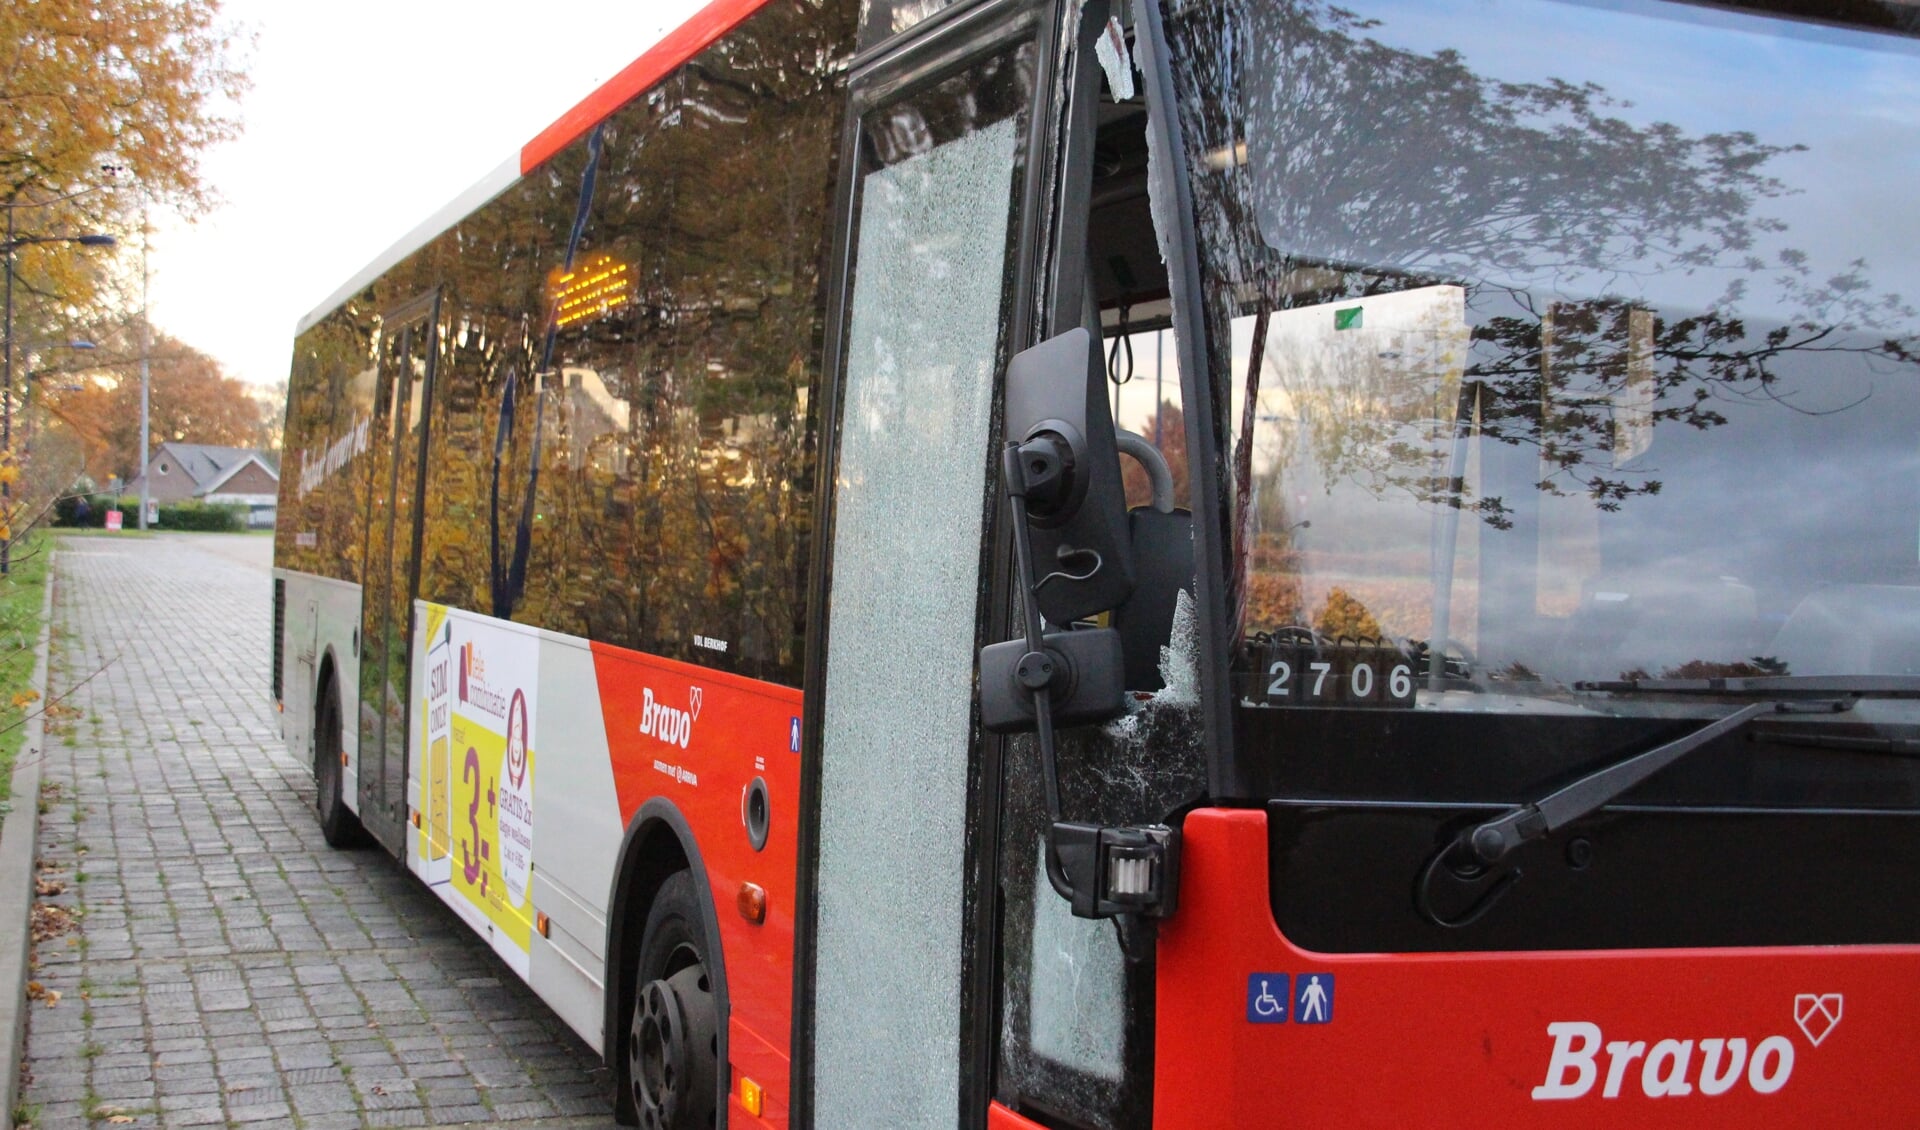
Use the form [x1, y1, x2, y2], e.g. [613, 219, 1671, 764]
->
[1794, 993, 1843, 1047]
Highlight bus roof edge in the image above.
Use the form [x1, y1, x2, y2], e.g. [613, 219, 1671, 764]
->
[520, 0, 776, 174]
[293, 155, 522, 336]
[293, 0, 773, 338]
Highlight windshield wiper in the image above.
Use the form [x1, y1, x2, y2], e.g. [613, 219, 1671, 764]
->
[1576, 674, 1920, 697]
[1461, 701, 1842, 864]
[1751, 724, 1920, 756]
[1418, 697, 1853, 928]
[1574, 675, 1920, 757]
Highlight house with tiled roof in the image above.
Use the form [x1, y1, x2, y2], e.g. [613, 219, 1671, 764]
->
[125, 443, 281, 527]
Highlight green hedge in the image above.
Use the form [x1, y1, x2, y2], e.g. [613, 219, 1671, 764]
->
[52, 494, 246, 532]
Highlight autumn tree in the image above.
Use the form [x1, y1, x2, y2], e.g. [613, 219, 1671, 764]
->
[41, 331, 263, 483]
[2, 1, 247, 327]
[1314, 587, 1382, 642]
[1, 0, 246, 200]
[1, 0, 247, 552]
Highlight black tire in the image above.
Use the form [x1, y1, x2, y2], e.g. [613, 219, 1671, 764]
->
[623, 871, 719, 1130]
[314, 683, 365, 849]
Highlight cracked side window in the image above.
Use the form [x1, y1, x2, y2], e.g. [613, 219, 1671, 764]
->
[813, 45, 1036, 1130]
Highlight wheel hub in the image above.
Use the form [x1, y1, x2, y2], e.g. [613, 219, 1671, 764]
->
[630, 962, 716, 1129]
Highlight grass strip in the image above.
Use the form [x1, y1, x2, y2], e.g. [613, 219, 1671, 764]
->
[0, 531, 52, 811]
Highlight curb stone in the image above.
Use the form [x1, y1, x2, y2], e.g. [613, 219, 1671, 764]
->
[0, 557, 53, 1127]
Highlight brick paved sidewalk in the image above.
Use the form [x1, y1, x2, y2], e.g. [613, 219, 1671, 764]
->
[18, 535, 614, 1129]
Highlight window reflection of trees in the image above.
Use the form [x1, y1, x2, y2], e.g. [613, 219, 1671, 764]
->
[278, 312, 377, 584]
[1170, 0, 1920, 679]
[430, 0, 854, 686]
[284, 1, 855, 690]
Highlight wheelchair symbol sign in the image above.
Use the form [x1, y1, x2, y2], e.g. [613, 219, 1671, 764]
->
[1246, 973, 1290, 1023]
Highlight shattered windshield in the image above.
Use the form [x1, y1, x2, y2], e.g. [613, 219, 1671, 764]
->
[1167, 0, 1920, 712]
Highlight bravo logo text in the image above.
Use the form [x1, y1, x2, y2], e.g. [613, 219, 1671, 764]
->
[1532, 994, 1840, 1101]
[639, 685, 702, 750]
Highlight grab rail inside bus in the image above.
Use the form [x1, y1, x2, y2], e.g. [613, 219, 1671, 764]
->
[1115, 427, 1174, 513]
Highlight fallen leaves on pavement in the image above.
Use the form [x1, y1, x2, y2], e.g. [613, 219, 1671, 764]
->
[30, 903, 76, 943]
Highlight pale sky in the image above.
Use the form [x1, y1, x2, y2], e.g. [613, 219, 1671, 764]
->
[145, 0, 713, 390]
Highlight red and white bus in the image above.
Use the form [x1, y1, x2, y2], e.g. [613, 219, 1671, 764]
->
[272, 0, 1920, 1125]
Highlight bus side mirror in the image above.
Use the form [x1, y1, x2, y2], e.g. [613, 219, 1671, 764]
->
[979, 329, 1131, 738]
[979, 329, 1178, 926]
[979, 629, 1125, 733]
[1004, 327, 1135, 623]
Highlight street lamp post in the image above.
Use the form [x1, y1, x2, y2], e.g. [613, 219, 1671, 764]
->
[137, 188, 151, 532]
[1, 205, 117, 572]
[96, 166, 153, 532]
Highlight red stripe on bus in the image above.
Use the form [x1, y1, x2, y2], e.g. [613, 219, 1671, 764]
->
[520, 0, 776, 174]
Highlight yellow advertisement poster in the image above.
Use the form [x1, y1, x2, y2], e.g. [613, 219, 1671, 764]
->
[418, 605, 537, 978]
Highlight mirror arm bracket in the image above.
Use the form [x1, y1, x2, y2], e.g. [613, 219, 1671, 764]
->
[1002, 441, 1180, 922]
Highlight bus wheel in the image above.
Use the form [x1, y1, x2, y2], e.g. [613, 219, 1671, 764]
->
[628, 871, 717, 1130]
[314, 686, 363, 848]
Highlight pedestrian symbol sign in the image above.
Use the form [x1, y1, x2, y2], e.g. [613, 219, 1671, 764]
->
[1296, 973, 1334, 1024]
[1247, 973, 1289, 1023]
[790, 717, 801, 752]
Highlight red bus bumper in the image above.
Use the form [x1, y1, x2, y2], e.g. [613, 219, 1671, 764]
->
[1154, 807, 1920, 1128]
